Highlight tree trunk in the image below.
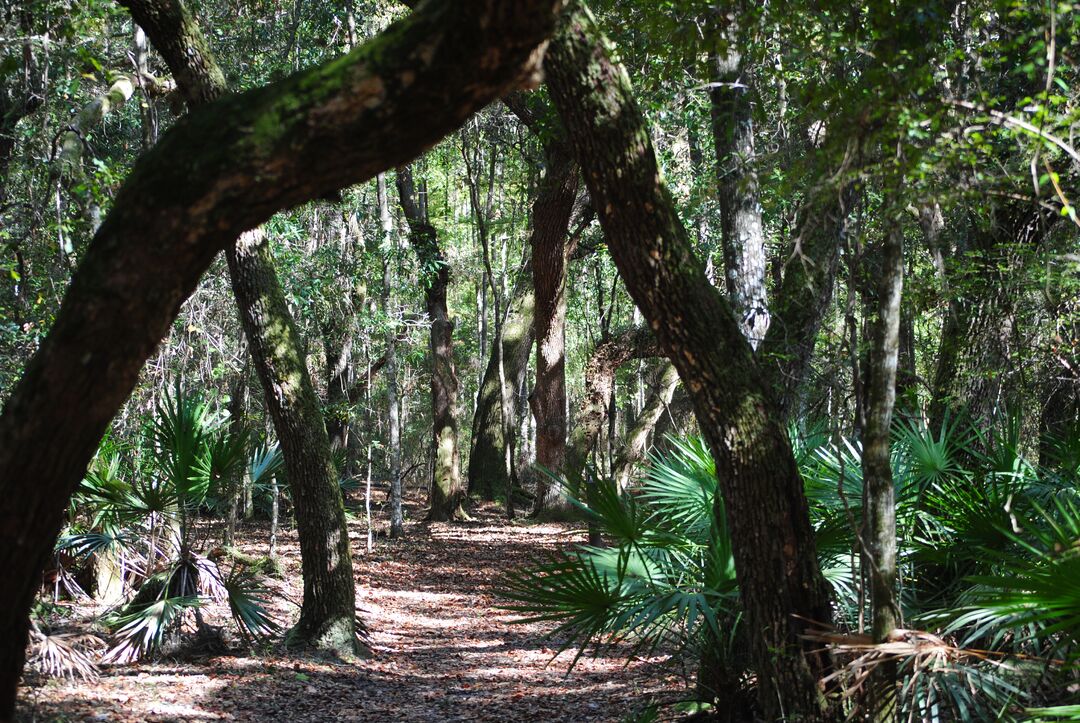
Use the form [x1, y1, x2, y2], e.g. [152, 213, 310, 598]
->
[566, 325, 659, 481]
[468, 261, 535, 501]
[529, 142, 580, 517]
[227, 230, 357, 653]
[0, 1, 559, 713]
[709, 9, 769, 348]
[612, 362, 679, 492]
[127, 0, 360, 652]
[545, 5, 836, 718]
[860, 216, 904, 718]
[379, 173, 405, 539]
[396, 164, 467, 522]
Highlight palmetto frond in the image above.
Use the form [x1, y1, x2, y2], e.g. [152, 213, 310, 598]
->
[249, 442, 284, 488]
[222, 573, 279, 642]
[103, 594, 200, 664]
[27, 625, 102, 681]
[505, 440, 736, 666]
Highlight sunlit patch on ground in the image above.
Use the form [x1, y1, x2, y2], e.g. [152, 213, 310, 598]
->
[18, 494, 685, 722]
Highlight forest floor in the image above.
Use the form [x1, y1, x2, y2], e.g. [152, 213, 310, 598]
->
[17, 493, 691, 722]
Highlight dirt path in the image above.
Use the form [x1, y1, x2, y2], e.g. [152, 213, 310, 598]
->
[18, 502, 685, 722]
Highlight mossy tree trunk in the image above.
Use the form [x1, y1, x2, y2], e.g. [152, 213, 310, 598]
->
[545, 5, 836, 718]
[227, 230, 358, 652]
[125, 0, 359, 652]
[396, 164, 467, 522]
[468, 259, 536, 501]
[0, 0, 559, 714]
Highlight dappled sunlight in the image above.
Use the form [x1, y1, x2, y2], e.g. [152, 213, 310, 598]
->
[20, 499, 680, 721]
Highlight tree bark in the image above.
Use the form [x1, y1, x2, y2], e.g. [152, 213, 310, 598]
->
[528, 141, 580, 517]
[227, 230, 358, 652]
[0, 1, 559, 714]
[125, 0, 360, 652]
[612, 362, 680, 492]
[396, 164, 467, 522]
[545, 5, 835, 718]
[468, 261, 535, 500]
[860, 216, 903, 717]
[379, 173, 405, 539]
[709, 8, 769, 349]
[565, 325, 659, 481]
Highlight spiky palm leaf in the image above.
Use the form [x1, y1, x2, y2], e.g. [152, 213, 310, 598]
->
[103, 594, 200, 663]
[506, 442, 737, 667]
[151, 380, 217, 510]
[27, 625, 102, 681]
[222, 573, 279, 642]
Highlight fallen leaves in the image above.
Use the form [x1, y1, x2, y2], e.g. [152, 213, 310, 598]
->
[18, 496, 684, 722]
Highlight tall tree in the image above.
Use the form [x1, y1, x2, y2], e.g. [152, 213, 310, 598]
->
[545, 4, 836, 717]
[379, 172, 405, 538]
[860, 211, 904, 717]
[121, 0, 359, 652]
[0, 1, 561, 713]
[396, 163, 467, 521]
[709, 4, 769, 348]
[528, 141, 580, 516]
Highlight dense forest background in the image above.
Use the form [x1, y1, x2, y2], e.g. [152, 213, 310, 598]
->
[1, 0, 1079, 720]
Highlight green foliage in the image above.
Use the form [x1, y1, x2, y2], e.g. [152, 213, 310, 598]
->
[504, 438, 735, 669]
[53, 379, 279, 665]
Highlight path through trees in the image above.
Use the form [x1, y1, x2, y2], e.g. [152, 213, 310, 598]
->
[18, 500, 680, 722]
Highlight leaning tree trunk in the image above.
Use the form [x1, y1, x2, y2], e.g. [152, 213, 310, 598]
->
[227, 230, 357, 653]
[396, 163, 467, 521]
[0, 0, 559, 714]
[468, 265, 535, 499]
[529, 141, 580, 517]
[612, 362, 680, 491]
[124, 0, 360, 652]
[545, 5, 836, 718]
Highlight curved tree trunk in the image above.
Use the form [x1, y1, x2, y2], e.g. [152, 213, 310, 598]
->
[612, 362, 679, 492]
[565, 324, 659, 480]
[396, 164, 467, 522]
[545, 5, 836, 718]
[0, 1, 559, 714]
